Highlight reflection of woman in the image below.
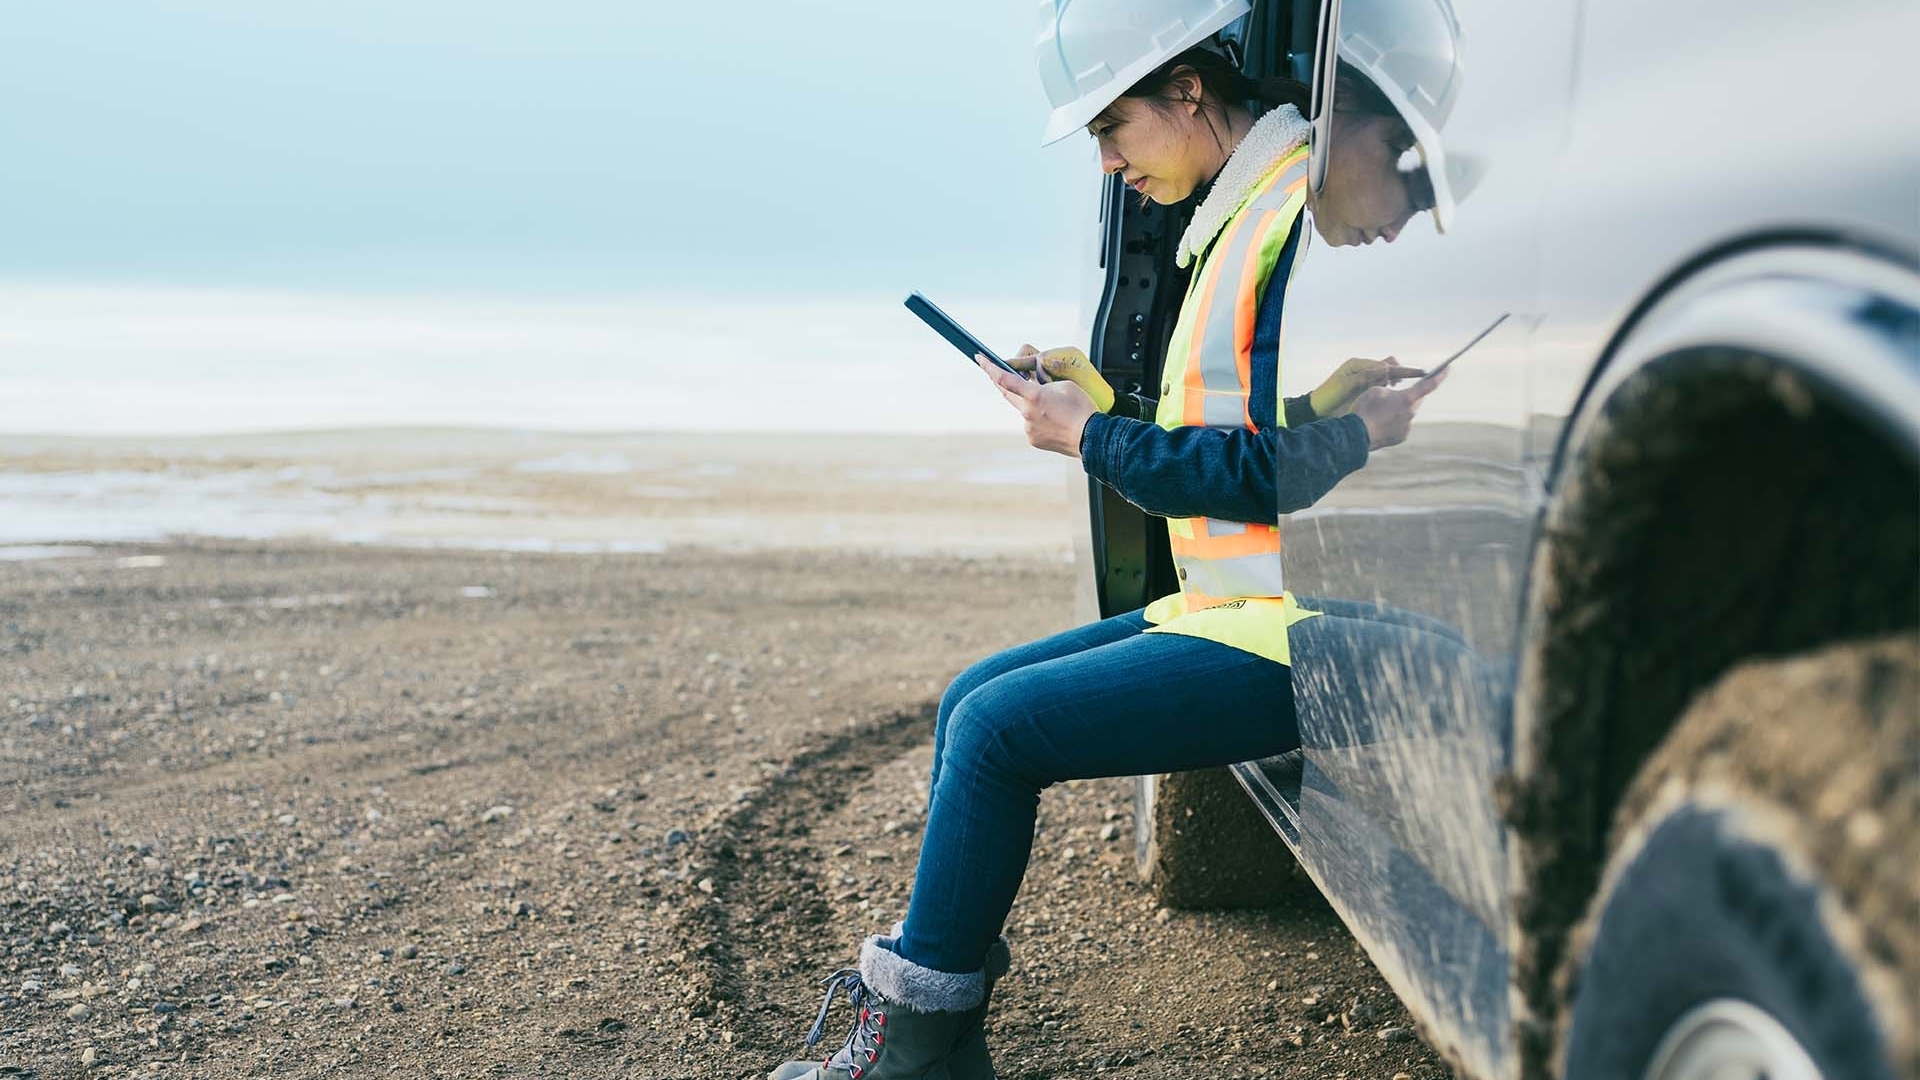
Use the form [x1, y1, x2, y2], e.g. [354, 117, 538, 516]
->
[764, 6, 1466, 1079]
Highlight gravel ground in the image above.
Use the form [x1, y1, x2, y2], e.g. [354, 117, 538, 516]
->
[1, 542, 1449, 1079]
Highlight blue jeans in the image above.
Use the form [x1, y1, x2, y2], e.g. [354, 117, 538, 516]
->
[891, 596, 1482, 975]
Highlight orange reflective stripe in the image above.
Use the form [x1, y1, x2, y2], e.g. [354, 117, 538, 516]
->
[1168, 525, 1282, 560]
[1231, 171, 1308, 431]
[1231, 209, 1279, 430]
[1177, 585, 1234, 610]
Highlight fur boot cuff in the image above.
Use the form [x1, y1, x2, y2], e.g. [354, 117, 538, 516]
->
[857, 928, 1012, 1013]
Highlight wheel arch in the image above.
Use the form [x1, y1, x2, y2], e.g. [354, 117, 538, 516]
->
[1502, 235, 1920, 1079]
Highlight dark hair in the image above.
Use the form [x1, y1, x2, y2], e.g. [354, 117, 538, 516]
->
[1113, 46, 1311, 142]
[1331, 60, 1401, 125]
[1331, 60, 1419, 160]
[1113, 48, 1411, 144]
[1098, 49, 1306, 203]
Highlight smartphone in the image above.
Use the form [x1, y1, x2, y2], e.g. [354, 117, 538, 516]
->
[1421, 312, 1511, 381]
[904, 291, 1024, 377]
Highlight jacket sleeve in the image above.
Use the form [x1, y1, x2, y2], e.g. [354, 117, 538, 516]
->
[1120, 391, 1313, 425]
[1079, 410, 1369, 519]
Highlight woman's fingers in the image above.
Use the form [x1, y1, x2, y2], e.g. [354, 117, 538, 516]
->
[1005, 343, 1042, 373]
[1336, 357, 1393, 387]
[985, 374, 1028, 412]
[977, 355, 1041, 402]
[1348, 356, 1431, 384]
[971, 350, 1095, 456]
[1407, 365, 1450, 399]
[1044, 359, 1090, 385]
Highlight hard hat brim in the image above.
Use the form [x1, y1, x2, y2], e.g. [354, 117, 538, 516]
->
[1038, 0, 1252, 146]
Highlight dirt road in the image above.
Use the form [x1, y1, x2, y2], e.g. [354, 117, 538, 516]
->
[1, 542, 1448, 1079]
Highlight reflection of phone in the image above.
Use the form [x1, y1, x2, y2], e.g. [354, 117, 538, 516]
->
[904, 292, 1023, 377]
[1421, 312, 1511, 381]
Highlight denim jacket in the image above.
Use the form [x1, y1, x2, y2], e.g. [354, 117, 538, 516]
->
[1077, 221, 1371, 522]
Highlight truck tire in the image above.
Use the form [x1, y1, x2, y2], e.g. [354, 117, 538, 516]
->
[1560, 635, 1918, 1080]
[1134, 767, 1316, 909]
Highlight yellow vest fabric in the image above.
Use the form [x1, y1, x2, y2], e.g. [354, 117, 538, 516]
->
[1141, 143, 1320, 665]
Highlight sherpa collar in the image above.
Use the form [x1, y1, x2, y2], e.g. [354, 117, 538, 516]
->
[1177, 103, 1312, 268]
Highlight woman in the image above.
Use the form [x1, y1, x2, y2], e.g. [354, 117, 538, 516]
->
[765, 5, 1468, 1078]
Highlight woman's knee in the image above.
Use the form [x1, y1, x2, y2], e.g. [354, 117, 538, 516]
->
[941, 680, 1050, 789]
[939, 648, 1023, 728]
[936, 673, 973, 732]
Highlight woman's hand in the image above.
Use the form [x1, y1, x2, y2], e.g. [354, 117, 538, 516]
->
[1309, 356, 1427, 417]
[1006, 344, 1116, 414]
[1348, 368, 1447, 450]
[977, 354, 1099, 458]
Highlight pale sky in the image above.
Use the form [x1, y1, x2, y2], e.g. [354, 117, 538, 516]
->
[0, 3, 1096, 434]
[1, 1, 1091, 299]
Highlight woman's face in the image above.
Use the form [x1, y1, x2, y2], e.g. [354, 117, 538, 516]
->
[1089, 93, 1217, 205]
[1311, 110, 1432, 247]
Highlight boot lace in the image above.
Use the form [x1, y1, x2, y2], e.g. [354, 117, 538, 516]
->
[803, 968, 890, 1080]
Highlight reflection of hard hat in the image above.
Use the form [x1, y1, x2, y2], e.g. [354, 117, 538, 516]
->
[1033, 0, 1251, 146]
[1310, 0, 1472, 231]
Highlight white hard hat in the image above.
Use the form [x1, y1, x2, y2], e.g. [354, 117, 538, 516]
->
[1309, 0, 1473, 231]
[1033, 0, 1252, 146]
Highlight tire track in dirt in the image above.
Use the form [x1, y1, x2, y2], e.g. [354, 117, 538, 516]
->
[664, 704, 936, 1052]
[655, 701, 1461, 1080]
[0, 542, 1074, 1078]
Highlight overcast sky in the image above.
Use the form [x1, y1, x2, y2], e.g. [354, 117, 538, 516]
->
[0, 1, 1092, 302]
[0, 2, 1104, 434]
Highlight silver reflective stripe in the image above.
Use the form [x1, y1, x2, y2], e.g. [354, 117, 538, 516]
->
[1201, 392, 1246, 429]
[1193, 216, 1258, 403]
[1203, 518, 1250, 538]
[1175, 550, 1286, 599]
[1249, 159, 1309, 214]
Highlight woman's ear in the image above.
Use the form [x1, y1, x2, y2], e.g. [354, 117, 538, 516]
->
[1168, 66, 1204, 116]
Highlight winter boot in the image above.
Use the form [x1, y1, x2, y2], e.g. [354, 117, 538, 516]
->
[766, 931, 1010, 1080]
[847, 923, 1011, 1080]
[943, 935, 1010, 1080]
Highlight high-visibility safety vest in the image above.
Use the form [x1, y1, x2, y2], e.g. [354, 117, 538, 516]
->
[1141, 141, 1321, 666]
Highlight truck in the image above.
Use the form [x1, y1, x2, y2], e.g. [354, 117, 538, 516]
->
[1075, 0, 1920, 1076]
